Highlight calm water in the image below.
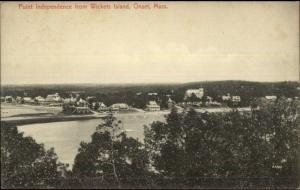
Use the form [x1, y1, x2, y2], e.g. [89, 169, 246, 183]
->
[18, 112, 166, 168]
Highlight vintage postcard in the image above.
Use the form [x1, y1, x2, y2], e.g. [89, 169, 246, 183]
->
[1, 1, 299, 189]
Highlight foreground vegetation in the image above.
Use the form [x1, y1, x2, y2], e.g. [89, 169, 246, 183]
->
[1, 97, 299, 188]
[1, 122, 69, 188]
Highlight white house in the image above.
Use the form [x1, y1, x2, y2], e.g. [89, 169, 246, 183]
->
[35, 96, 46, 103]
[64, 98, 73, 104]
[77, 98, 88, 107]
[265, 96, 277, 101]
[46, 93, 62, 102]
[146, 101, 160, 111]
[184, 88, 204, 100]
[148, 92, 158, 96]
[16, 96, 24, 103]
[98, 102, 108, 111]
[210, 101, 222, 106]
[222, 93, 231, 101]
[111, 103, 129, 111]
[5, 96, 13, 103]
[232, 96, 241, 102]
[24, 97, 35, 104]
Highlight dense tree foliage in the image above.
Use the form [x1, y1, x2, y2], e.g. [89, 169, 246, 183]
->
[71, 113, 152, 188]
[1, 122, 68, 188]
[144, 98, 300, 188]
[185, 93, 201, 103]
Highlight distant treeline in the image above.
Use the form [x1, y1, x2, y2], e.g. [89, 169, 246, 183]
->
[2, 81, 299, 108]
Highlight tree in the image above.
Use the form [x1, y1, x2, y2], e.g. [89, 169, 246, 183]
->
[133, 93, 149, 109]
[1, 122, 68, 188]
[62, 102, 76, 114]
[250, 98, 300, 180]
[144, 98, 300, 188]
[201, 96, 208, 107]
[185, 93, 201, 103]
[93, 102, 100, 110]
[72, 113, 151, 188]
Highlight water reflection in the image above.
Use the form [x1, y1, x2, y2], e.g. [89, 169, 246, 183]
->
[18, 112, 166, 167]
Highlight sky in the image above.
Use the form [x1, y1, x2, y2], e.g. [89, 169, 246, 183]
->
[1, 1, 299, 84]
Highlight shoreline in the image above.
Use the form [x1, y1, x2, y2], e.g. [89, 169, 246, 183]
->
[1, 103, 251, 126]
[1, 103, 106, 125]
[1, 114, 105, 126]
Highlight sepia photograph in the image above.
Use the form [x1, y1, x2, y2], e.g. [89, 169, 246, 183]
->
[1, 1, 299, 189]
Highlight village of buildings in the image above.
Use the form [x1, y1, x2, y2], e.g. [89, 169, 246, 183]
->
[0, 87, 284, 115]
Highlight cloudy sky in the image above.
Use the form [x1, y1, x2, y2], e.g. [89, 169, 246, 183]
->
[1, 1, 299, 84]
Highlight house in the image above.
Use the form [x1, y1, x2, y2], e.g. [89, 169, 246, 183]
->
[184, 88, 204, 100]
[205, 96, 221, 106]
[23, 97, 35, 104]
[46, 93, 62, 103]
[265, 96, 277, 101]
[63, 98, 76, 104]
[91, 101, 105, 110]
[91, 102, 97, 108]
[98, 102, 108, 112]
[178, 101, 201, 108]
[16, 96, 24, 104]
[5, 96, 13, 103]
[77, 98, 88, 107]
[1, 96, 5, 102]
[232, 96, 241, 102]
[70, 96, 78, 102]
[209, 101, 222, 106]
[146, 101, 160, 111]
[222, 93, 231, 101]
[111, 103, 129, 111]
[35, 96, 46, 103]
[136, 92, 142, 96]
[148, 92, 158, 96]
